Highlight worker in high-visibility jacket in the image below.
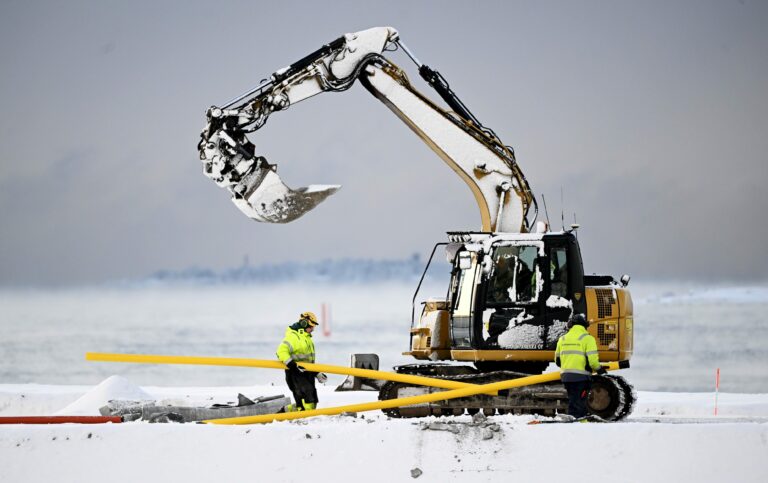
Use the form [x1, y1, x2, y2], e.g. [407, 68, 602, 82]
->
[555, 313, 607, 418]
[276, 311, 328, 411]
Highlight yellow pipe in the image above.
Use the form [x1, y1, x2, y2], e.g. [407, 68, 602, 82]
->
[85, 352, 497, 395]
[207, 362, 621, 425]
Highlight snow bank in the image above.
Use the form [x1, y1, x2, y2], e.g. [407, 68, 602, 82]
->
[54, 376, 152, 416]
[0, 384, 91, 417]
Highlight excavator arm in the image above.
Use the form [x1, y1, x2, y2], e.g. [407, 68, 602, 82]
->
[198, 27, 536, 232]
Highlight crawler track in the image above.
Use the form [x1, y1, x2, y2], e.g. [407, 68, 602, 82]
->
[378, 364, 635, 421]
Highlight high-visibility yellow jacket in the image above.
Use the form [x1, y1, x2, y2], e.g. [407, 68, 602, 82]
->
[555, 324, 600, 382]
[276, 326, 316, 366]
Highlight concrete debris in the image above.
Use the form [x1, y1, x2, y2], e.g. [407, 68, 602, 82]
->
[415, 415, 503, 440]
[420, 422, 460, 434]
[100, 394, 290, 423]
[410, 468, 423, 478]
[471, 412, 487, 425]
[147, 412, 184, 424]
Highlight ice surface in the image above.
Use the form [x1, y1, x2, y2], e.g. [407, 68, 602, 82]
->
[651, 285, 768, 304]
[1, 280, 768, 393]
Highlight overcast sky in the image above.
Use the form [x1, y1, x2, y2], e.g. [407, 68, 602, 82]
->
[1, 0, 766, 286]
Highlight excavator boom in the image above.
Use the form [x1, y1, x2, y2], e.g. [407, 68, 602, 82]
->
[198, 27, 535, 232]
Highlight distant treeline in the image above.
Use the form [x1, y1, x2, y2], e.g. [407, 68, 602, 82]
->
[144, 254, 451, 285]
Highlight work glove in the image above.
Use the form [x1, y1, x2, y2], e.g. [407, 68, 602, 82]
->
[595, 366, 607, 375]
[316, 372, 328, 384]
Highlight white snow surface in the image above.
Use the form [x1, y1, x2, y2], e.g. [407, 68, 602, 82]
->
[546, 319, 569, 345]
[496, 310, 569, 349]
[1, 381, 767, 482]
[53, 375, 152, 415]
[304, 183, 342, 193]
[497, 322, 543, 349]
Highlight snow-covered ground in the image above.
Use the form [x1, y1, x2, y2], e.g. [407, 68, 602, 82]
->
[1, 281, 767, 481]
[0, 380, 766, 482]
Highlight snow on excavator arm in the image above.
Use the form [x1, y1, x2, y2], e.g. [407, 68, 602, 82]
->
[198, 27, 536, 232]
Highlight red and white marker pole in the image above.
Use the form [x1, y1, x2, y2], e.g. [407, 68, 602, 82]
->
[321, 303, 331, 337]
[714, 368, 720, 416]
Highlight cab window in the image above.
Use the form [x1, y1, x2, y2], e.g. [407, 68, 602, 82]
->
[550, 247, 568, 297]
[486, 245, 538, 304]
[453, 253, 478, 316]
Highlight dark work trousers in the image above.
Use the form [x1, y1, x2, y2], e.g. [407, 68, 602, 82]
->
[285, 368, 318, 410]
[564, 379, 591, 418]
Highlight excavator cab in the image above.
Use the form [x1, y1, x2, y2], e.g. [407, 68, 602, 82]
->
[407, 231, 632, 374]
[472, 232, 585, 350]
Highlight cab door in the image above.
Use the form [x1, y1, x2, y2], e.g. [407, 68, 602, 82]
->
[449, 251, 480, 349]
[542, 242, 572, 348]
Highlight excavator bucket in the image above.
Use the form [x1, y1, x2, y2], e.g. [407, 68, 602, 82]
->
[230, 166, 340, 223]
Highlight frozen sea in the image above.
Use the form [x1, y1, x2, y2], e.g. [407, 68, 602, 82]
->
[1, 280, 767, 393]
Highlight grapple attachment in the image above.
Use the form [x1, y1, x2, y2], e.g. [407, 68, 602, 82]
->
[199, 113, 340, 223]
[198, 28, 404, 224]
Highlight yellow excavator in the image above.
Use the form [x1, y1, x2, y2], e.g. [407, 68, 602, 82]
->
[197, 27, 635, 420]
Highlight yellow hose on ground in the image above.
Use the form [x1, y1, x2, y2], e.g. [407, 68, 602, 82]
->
[206, 362, 621, 425]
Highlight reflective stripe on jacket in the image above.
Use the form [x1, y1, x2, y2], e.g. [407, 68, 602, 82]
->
[555, 325, 600, 382]
[276, 326, 316, 366]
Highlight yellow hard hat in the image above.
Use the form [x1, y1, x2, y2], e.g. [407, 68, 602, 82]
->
[300, 311, 319, 327]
